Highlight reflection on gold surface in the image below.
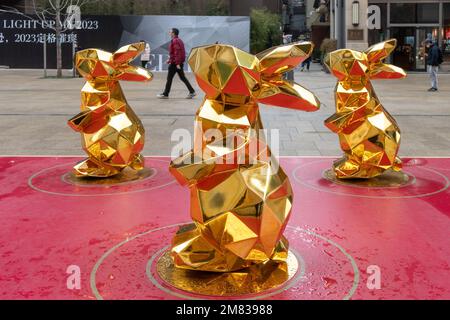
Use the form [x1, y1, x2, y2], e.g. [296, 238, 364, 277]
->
[68, 42, 153, 178]
[64, 167, 155, 186]
[169, 43, 320, 272]
[323, 169, 413, 188]
[157, 247, 298, 296]
[324, 39, 407, 179]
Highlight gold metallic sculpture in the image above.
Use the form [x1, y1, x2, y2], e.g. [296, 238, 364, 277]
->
[324, 39, 406, 179]
[157, 250, 299, 295]
[68, 42, 153, 177]
[169, 43, 320, 272]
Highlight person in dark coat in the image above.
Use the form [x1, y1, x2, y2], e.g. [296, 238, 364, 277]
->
[157, 28, 196, 99]
[427, 40, 443, 92]
[301, 56, 312, 71]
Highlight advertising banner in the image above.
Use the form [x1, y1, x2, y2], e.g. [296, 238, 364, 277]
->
[0, 14, 250, 71]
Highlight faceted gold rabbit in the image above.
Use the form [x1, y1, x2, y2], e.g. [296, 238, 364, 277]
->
[324, 39, 406, 179]
[68, 42, 153, 177]
[169, 43, 320, 272]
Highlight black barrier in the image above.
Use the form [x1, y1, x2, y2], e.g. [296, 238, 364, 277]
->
[0, 14, 123, 69]
[0, 14, 250, 70]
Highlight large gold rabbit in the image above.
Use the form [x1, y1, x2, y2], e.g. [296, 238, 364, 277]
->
[324, 39, 406, 179]
[68, 42, 153, 177]
[169, 43, 320, 272]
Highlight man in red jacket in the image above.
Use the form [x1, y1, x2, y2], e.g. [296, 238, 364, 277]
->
[157, 28, 196, 99]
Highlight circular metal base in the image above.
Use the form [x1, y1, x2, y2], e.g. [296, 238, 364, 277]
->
[323, 169, 414, 188]
[156, 250, 299, 297]
[64, 167, 155, 186]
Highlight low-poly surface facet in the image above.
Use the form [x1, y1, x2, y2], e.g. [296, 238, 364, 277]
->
[68, 42, 153, 177]
[324, 39, 407, 179]
[169, 43, 320, 272]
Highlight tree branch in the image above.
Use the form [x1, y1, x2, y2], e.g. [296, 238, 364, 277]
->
[48, 0, 57, 11]
[3, 0, 102, 32]
[0, 6, 34, 20]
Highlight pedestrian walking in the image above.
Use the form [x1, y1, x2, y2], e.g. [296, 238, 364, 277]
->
[157, 28, 196, 99]
[427, 40, 443, 92]
[301, 56, 311, 71]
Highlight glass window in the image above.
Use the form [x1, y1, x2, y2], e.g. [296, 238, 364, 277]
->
[443, 4, 450, 72]
[417, 3, 439, 23]
[390, 3, 439, 24]
[444, 3, 450, 26]
[390, 3, 416, 23]
[390, 27, 416, 71]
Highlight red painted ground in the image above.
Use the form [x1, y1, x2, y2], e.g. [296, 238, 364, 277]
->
[0, 156, 449, 300]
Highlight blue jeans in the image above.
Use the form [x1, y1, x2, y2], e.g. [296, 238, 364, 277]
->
[301, 61, 310, 70]
[428, 65, 438, 89]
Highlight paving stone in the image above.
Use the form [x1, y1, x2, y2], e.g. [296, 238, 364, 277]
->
[0, 67, 449, 157]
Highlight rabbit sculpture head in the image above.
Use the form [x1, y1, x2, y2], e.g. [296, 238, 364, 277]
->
[324, 39, 405, 85]
[68, 42, 152, 178]
[76, 42, 153, 83]
[323, 39, 407, 179]
[188, 42, 320, 111]
[170, 43, 321, 187]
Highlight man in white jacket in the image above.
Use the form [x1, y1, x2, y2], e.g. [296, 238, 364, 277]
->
[140, 41, 151, 68]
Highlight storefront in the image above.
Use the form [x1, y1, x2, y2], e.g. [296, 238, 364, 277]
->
[368, 0, 450, 72]
[444, 2, 450, 69]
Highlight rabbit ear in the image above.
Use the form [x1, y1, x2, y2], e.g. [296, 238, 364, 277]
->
[115, 65, 153, 82]
[369, 63, 406, 80]
[365, 39, 397, 63]
[256, 42, 319, 110]
[365, 39, 406, 79]
[323, 52, 332, 73]
[256, 80, 320, 112]
[257, 42, 313, 76]
[112, 42, 145, 66]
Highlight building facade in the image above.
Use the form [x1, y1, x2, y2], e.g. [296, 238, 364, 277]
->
[231, 0, 282, 15]
[282, 0, 308, 38]
[7, 0, 282, 16]
[328, 0, 449, 71]
[8, 0, 449, 72]
[368, 0, 450, 71]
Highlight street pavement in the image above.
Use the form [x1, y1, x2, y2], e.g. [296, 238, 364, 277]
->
[0, 64, 449, 157]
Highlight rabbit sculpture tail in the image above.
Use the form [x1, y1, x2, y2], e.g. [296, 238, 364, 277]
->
[324, 39, 406, 179]
[169, 43, 320, 272]
[68, 42, 153, 178]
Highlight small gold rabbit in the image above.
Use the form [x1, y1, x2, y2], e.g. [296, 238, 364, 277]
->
[324, 39, 406, 179]
[169, 43, 320, 272]
[68, 42, 153, 177]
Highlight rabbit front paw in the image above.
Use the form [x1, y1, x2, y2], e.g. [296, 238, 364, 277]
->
[73, 158, 119, 178]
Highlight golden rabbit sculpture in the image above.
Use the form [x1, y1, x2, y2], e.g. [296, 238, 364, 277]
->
[169, 43, 320, 272]
[68, 42, 153, 177]
[324, 39, 406, 179]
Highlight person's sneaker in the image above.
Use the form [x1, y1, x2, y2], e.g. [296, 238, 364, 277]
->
[428, 87, 437, 92]
[186, 92, 197, 99]
[157, 93, 168, 99]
